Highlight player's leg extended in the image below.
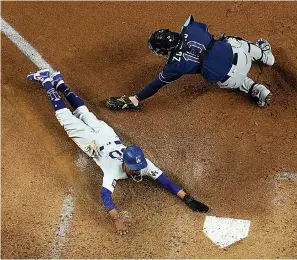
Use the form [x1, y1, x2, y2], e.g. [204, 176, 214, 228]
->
[51, 74, 103, 156]
[52, 71, 119, 140]
[73, 105, 121, 144]
[27, 69, 66, 111]
[27, 69, 100, 157]
[52, 71, 85, 110]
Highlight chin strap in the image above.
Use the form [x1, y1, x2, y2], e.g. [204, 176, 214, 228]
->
[130, 174, 143, 182]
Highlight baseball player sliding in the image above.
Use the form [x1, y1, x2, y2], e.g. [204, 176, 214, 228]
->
[27, 69, 209, 235]
[107, 15, 275, 110]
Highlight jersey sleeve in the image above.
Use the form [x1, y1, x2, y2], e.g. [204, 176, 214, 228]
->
[101, 187, 115, 211]
[181, 15, 195, 30]
[159, 62, 183, 83]
[100, 156, 128, 193]
[102, 174, 117, 193]
[142, 159, 182, 195]
[155, 173, 182, 195]
[142, 158, 163, 180]
[136, 77, 168, 101]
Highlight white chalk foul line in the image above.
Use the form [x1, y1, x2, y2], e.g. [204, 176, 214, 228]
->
[1, 17, 75, 258]
[49, 191, 75, 259]
[1, 17, 54, 72]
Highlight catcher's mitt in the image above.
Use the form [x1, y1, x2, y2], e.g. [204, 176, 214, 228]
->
[183, 194, 209, 213]
[107, 96, 139, 111]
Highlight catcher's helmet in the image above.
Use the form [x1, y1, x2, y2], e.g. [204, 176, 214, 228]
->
[123, 145, 148, 171]
[148, 29, 181, 56]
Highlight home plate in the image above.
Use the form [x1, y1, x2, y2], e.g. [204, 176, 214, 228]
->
[203, 216, 251, 248]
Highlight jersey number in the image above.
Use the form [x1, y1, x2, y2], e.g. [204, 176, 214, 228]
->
[173, 41, 206, 64]
[172, 51, 182, 62]
[109, 148, 125, 160]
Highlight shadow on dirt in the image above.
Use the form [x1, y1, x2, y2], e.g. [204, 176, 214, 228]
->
[273, 63, 297, 91]
[271, 48, 297, 91]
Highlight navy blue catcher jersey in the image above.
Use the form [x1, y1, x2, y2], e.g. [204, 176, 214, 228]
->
[159, 16, 233, 83]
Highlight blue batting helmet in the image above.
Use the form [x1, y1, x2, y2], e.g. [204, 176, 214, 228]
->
[123, 145, 148, 171]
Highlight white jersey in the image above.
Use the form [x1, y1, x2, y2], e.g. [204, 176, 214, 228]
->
[94, 146, 162, 192]
[55, 106, 163, 193]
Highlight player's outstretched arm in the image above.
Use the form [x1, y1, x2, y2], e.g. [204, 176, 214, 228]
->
[108, 209, 130, 235]
[106, 77, 167, 111]
[101, 187, 129, 235]
[134, 78, 168, 102]
[155, 173, 209, 213]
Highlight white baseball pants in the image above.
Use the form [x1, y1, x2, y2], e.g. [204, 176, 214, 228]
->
[55, 106, 120, 157]
[217, 37, 263, 93]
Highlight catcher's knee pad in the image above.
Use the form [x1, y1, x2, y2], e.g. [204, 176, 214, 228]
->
[73, 105, 89, 118]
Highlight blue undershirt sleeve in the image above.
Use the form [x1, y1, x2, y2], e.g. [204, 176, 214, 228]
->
[101, 187, 115, 211]
[155, 173, 182, 195]
[136, 78, 167, 101]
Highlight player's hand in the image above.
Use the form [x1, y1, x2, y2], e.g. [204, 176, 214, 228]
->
[114, 218, 130, 235]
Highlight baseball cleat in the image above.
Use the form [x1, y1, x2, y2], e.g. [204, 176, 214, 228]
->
[27, 68, 52, 85]
[250, 83, 271, 107]
[264, 93, 272, 106]
[52, 71, 65, 89]
[256, 38, 275, 66]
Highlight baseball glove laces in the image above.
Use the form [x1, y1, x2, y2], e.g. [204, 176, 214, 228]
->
[107, 96, 139, 111]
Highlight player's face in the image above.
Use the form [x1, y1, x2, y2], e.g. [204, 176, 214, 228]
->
[124, 164, 143, 182]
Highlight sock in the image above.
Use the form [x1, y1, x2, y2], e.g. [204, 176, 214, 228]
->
[57, 83, 84, 110]
[43, 81, 66, 111]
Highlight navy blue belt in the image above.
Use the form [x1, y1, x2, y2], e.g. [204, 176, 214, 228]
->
[219, 52, 238, 84]
[99, 140, 121, 151]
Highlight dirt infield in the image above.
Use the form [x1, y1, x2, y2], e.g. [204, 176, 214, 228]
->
[2, 1, 297, 258]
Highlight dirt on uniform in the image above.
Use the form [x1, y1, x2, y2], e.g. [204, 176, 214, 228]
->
[1, 2, 297, 258]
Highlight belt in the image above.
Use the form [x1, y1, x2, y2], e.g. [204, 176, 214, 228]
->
[99, 140, 121, 151]
[219, 52, 238, 83]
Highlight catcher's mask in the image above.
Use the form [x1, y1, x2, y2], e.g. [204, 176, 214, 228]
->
[148, 29, 181, 56]
[123, 145, 147, 182]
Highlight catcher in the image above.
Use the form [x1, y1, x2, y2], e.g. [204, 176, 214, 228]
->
[27, 69, 209, 235]
[107, 15, 275, 110]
